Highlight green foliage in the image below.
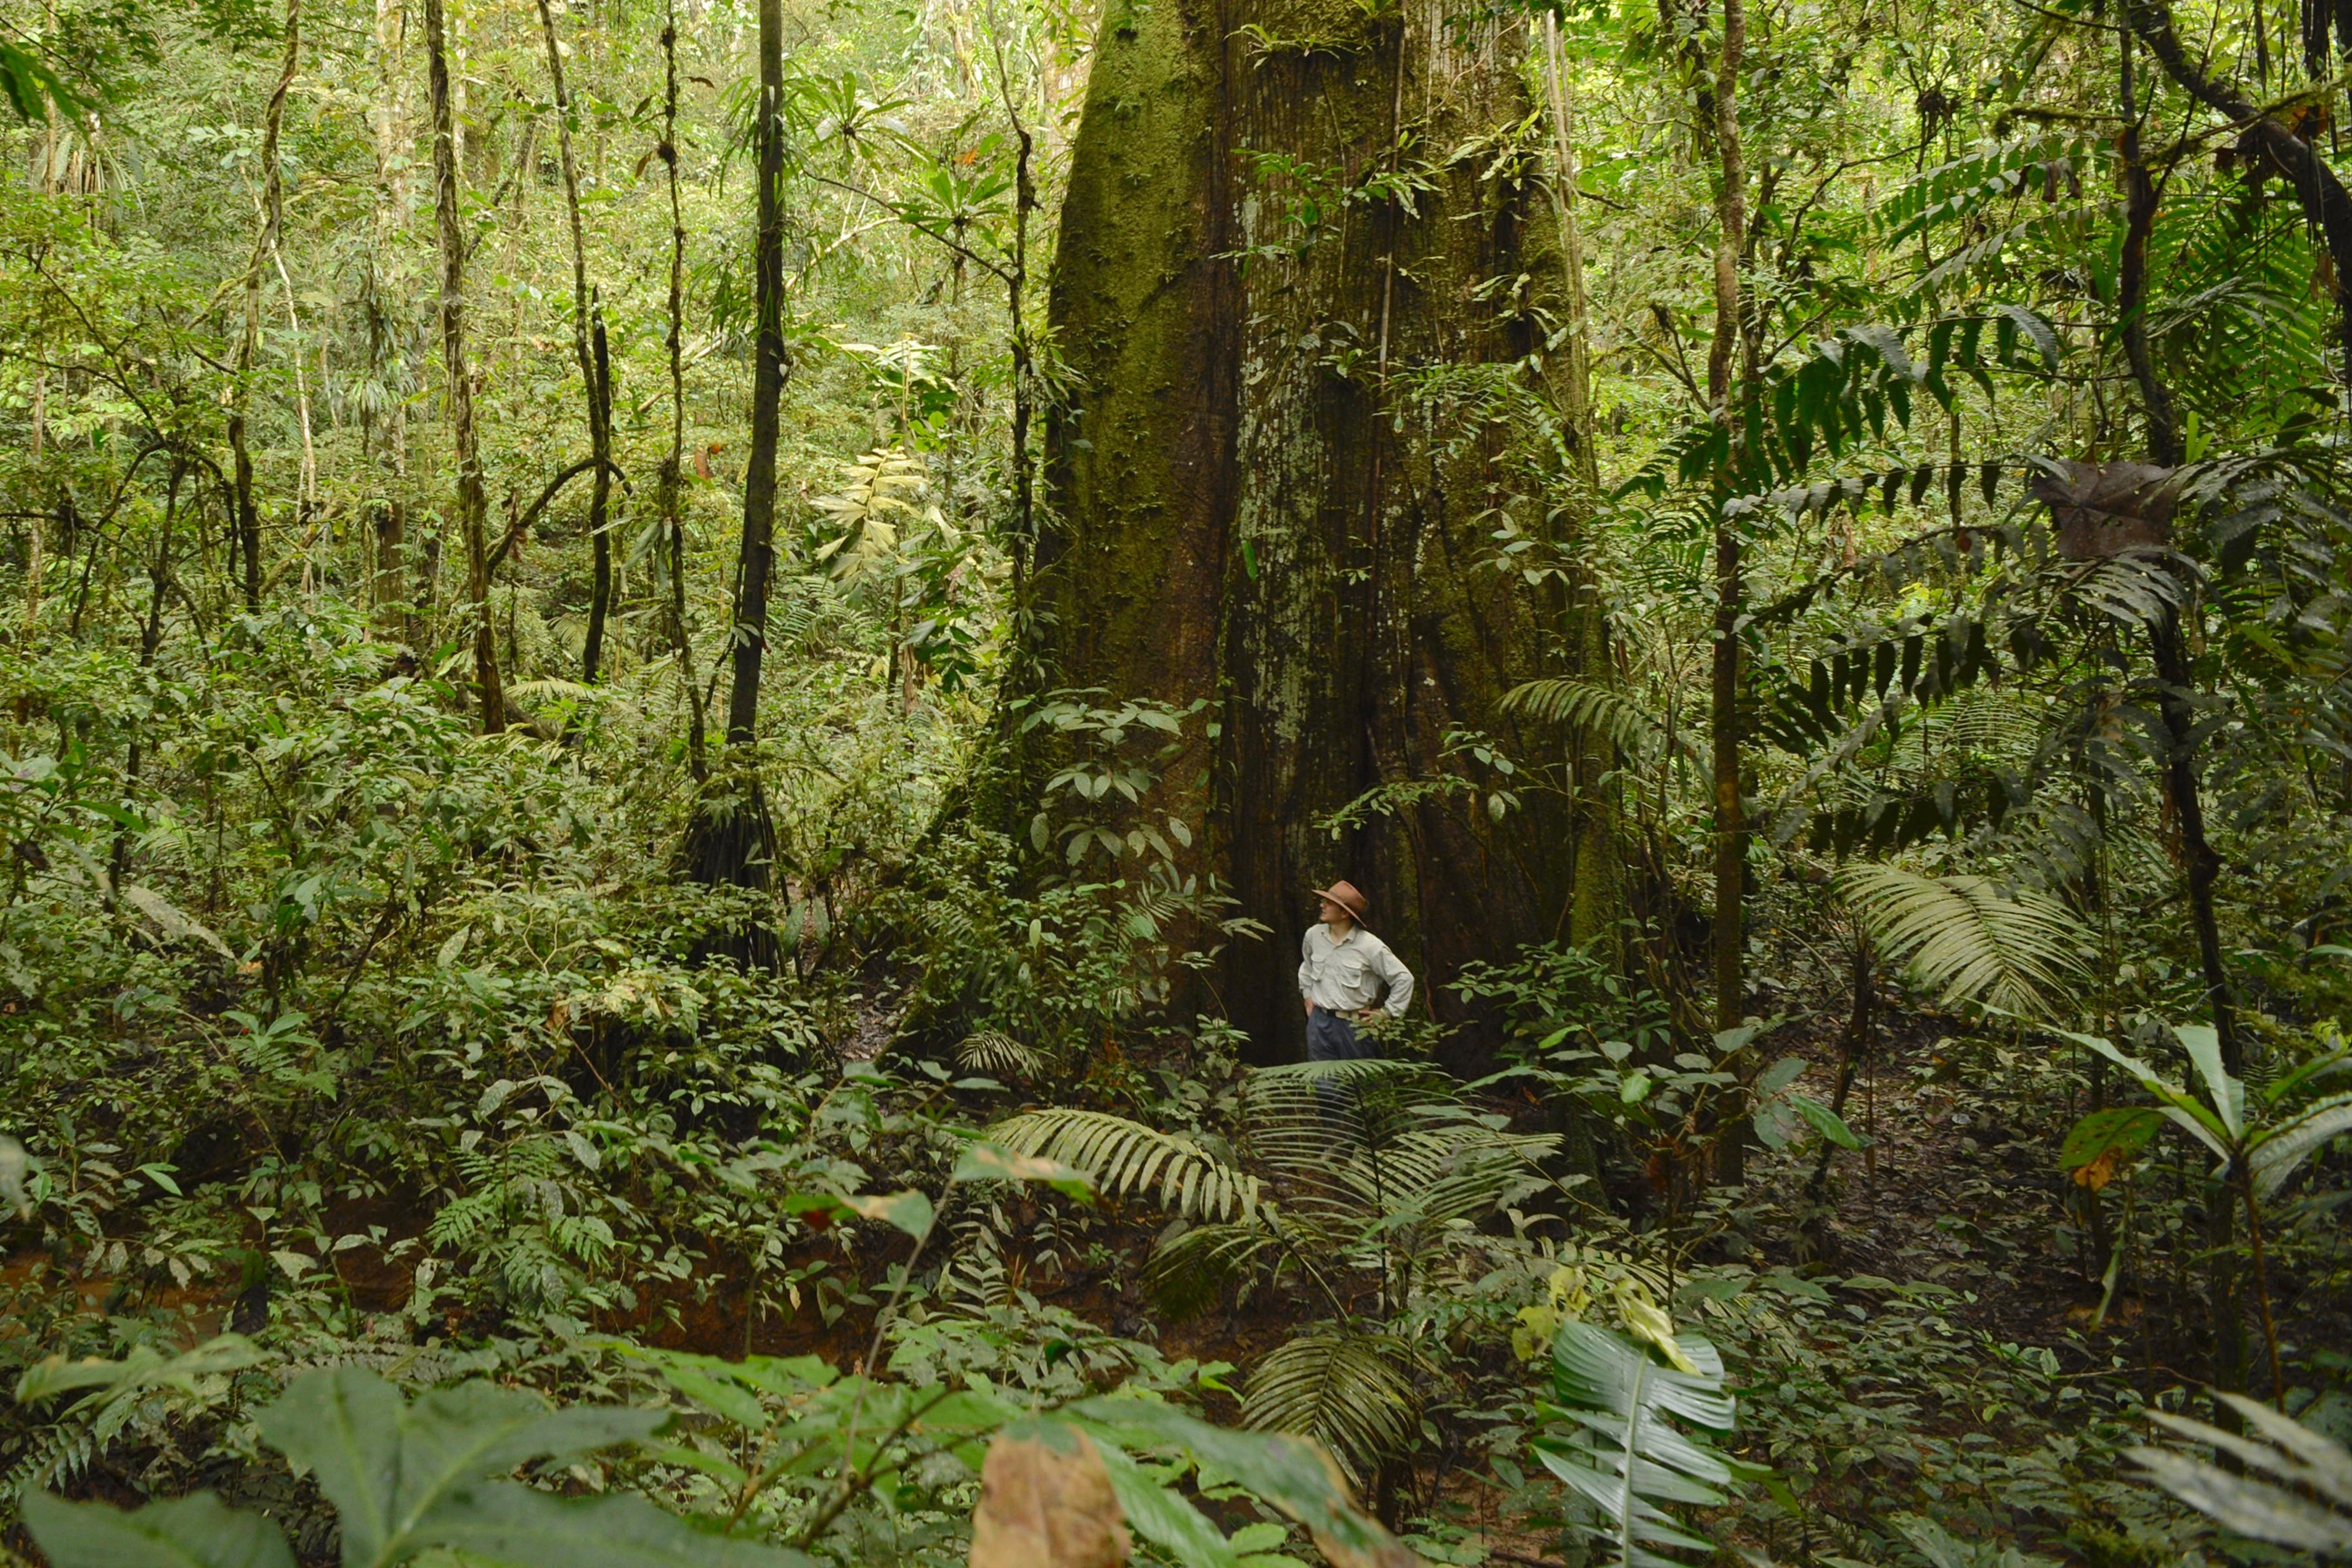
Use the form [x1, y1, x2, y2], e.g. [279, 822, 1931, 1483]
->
[2130, 1391, 2352, 1555]
[24, 1365, 808, 1568]
[1239, 1331, 1423, 1490]
[1532, 1320, 1744, 1568]
[1835, 864, 2093, 1017]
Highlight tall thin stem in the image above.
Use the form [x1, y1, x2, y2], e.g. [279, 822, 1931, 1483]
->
[424, 0, 501, 733]
[536, 0, 617, 686]
[660, 4, 707, 782]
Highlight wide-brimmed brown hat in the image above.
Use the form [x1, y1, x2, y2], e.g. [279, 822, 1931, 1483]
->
[1312, 880, 1369, 923]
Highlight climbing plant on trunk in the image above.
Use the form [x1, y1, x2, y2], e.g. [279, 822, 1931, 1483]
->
[1026, 0, 1619, 1066]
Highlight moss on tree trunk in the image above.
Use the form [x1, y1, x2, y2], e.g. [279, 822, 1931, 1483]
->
[1029, 0, 1617, 1067]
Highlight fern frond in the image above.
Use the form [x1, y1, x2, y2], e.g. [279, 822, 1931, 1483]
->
[1835, 863, 2092, 1017]
[1239, 1058, 1449, 1188]
[1240, 1331, 1422, 1487]
[956, 1031, 1043, 1080]
[987, 1108, 1261, 1222]
[1343, 1125, 1559, 1227]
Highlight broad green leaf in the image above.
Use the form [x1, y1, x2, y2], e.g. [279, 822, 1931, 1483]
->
[2058, 1106, 2165, 1171]
[17, 1335, 269, 1406]
[122, 884, 234, 957]
[1790, 1093, 1866, 1150]
[2066, 1033, 2233, 1157]
[254, 1369, 667, 1568]
[1064, 1396, 1411, 1565]
[394, 1477, 820, 1566]
[0, 1133, 29, 1217]
[2172, 1024, 2243, 1139]
[2129, 1444, 2352, 1553]
[2249, 1095, 2352, 1198]
[1087, 1434, 1243, 1568]
[841, 1188, 935, 1242]
[651, 1358, 770, 1430]
[23, 1490, 295, 1568]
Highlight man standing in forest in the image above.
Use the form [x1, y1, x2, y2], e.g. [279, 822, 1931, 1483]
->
[1299, 882, 1415, 1075]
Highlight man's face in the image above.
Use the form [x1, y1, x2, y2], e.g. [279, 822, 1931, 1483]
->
[1318, 897, 1348, 927]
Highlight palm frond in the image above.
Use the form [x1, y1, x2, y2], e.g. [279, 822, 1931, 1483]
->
[2064, 548, 2188, 629]
[956, 1030, 1043, 1081]
[1240, 1331, 1422, 1488]
[987, 1108, 1261, 1222]
[1500, 679, 1678, 760]
[1534, 1321, 1740, 1568]
[1835, 862, 2092, 1018]
[506, 678, 596, 704]
[1340, 1125, 1559, 1227]
[2130, 1391, 2352, 1554]
[1238, 1058, 1448, 1181]
[1143, 1220, 1275, 1320]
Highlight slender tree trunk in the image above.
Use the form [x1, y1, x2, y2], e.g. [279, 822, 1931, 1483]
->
[1708, 0, 1750, 1183]
[991, 27, 1037, 600]
[424, 0, 502, 733]
[369, 0, 412, 647]
[114, 463, 182, 886]
[2116, 25, 2239, 1073]
[537, 0, 617, 686]
[231, 0, 300, 615]
[688, 0, 786, 911]
[659, 8, 707, 781]
[726, 0, 787, 749]
[272, 243, 321, 594]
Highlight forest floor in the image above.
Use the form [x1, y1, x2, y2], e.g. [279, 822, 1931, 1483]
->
[0, 986, 2255, 1565]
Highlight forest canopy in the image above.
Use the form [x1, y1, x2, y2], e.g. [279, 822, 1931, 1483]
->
[2, 0, 2351, 1563]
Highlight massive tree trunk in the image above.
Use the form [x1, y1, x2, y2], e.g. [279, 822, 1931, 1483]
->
[1030, 0, 1615, 1066]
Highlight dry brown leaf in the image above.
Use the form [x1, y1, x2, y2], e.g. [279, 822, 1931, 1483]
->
[2030, 459, 2178, 559]
[969, 1431, 1131, 1568]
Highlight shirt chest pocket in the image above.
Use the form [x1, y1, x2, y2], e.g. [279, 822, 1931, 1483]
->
[1333, 953, 1370, 990]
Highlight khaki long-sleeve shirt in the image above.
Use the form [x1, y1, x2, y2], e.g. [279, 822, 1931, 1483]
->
[1298, 923, 1414, 1017]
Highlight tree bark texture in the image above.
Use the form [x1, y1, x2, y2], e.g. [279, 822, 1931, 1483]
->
[537, 0, 616, 686]
[686, 0, 785, 916]
[231, 0, 300, 615]
[726, 0, 787, 750]
[424, 0, 502, 733]
[1032, 0, 1616, 1065]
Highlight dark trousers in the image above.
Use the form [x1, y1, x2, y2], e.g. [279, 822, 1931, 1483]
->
[1307, 1005, 1375, 1124]
[1307, 1005, 1373, 1064]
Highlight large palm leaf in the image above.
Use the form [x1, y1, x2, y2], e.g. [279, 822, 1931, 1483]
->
[1835, 863, 2092, 1017]
[1239, 1331, 1422, 1488]
[1535, 1321, 1740, 1568]
[1500, 679, 1680, 761]
[2130, 1390, 2352, 1554]
[986, 1108, 1262, 1222]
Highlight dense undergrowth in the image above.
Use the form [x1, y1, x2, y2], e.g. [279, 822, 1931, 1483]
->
[5, 0, 2352, 1563]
